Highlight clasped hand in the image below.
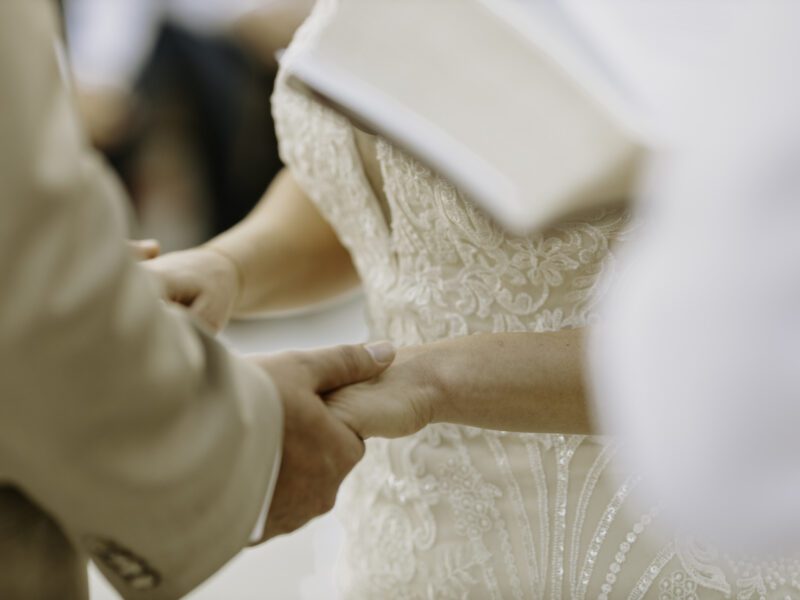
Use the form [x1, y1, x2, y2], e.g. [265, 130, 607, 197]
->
[136, 241, 440, 440]
[250, 342, 439, 542]
[134, 242, 440, 541]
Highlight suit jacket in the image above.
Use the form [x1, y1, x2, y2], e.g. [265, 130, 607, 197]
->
[0, 2, 283, 598]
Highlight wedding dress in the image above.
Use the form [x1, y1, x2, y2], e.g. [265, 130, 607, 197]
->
[272, 2, 800, 598]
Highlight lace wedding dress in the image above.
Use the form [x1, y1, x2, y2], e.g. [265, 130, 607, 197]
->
[273, 2, 800, 598]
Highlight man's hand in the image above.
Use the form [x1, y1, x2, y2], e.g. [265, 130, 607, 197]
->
[250, 341, 396, 542]
[325, 346, 439, 440]
[142, 247, 241, 332]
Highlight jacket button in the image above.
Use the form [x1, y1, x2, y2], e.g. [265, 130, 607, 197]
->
[108, 553, 144, 578]
[130, 573, 158, 590]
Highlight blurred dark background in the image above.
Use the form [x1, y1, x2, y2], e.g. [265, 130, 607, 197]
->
[62, 0, 312, 250]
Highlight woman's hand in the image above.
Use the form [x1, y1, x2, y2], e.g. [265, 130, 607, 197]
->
[325, 346, 442, 439]
[143, 246, 242, 332]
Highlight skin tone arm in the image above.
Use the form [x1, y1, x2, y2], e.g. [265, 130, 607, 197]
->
[326, 329, 593, 439]
[145, 167, 359, 329]
[209, 167, 360, 314]
[145, 169, 592, 438]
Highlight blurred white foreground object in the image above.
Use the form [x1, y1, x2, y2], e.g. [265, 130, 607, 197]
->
[591, 1, 800, 552]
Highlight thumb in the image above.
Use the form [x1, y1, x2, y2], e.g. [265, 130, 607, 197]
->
[304, 342, 395, 393]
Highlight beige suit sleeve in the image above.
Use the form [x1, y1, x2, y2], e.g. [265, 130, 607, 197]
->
[0, 2, 283, 598]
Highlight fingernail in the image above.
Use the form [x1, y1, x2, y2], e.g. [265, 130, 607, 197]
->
[365, 341, 396, 364]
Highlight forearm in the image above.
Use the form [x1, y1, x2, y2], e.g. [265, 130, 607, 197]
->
[208, 168, 359, 315]
[424, 330, 591, 434]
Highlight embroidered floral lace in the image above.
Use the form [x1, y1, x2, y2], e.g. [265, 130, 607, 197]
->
[273, 3, 800, 598]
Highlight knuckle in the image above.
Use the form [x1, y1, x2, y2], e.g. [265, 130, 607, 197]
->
[336, 345, 364, 380]
[319, 493, 337, 514]
[305, 405, 328, 429]
[294, 352, 319, 382]
[338, 437, 365, 472]
[350, 443, 366, 467]
[287, 350, 308, 369]
[274, 350, 305, 377]
[329, 397, 360, 431]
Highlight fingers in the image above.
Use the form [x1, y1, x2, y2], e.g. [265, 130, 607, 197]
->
[302, 342, 396, 393]
[128, 239, 161, 261]
[190, 294, 230, 333]
[326, 391, 368, 439]
[258, 399, 366, 543]
[327, 410, 367, 461]
[326, 377, 435, 440]
[328, 387, 400, 440]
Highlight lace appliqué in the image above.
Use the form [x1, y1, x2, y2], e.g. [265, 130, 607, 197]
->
[271, 2, 798, 598]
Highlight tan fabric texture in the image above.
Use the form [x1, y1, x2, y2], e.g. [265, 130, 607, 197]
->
[0, 2, 283, 598]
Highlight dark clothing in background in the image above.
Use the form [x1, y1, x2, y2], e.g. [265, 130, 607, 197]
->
[106, 24, 282, 236]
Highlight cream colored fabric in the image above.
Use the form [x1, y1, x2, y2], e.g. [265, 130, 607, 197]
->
[284, 0, 640, 234]
[273, 2, 800, 598]
[0, 2, 283, 598]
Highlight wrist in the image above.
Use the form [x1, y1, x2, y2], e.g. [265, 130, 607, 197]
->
[203, 243, 245, 308]
[401, 345, 455, 426]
